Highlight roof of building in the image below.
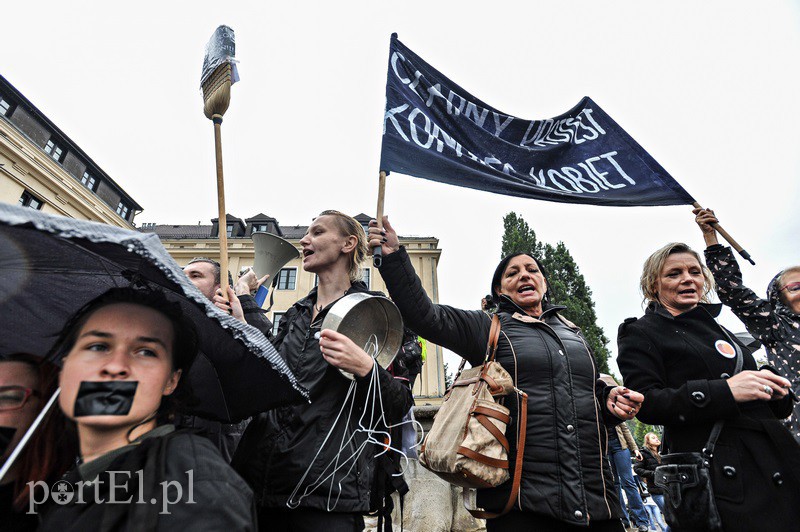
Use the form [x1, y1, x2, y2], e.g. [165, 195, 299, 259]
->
[0, 73, 143, 211]
[139, 213, 436, 240]
[140, 224, 213, 239]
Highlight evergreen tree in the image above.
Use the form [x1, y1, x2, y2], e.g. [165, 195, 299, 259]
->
[500, 212, 611, 373]
[442, 361, 454, 390]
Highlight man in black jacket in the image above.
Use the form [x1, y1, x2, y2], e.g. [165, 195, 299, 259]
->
[179, 258, 273, 462]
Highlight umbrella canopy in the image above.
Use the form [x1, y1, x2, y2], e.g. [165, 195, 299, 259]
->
[0, 204, 307, 422]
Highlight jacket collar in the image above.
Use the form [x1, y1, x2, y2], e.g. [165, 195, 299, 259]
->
[297, 280, 370, 312]
[497, 294, 566, 320]
[645, 300, 723, 320]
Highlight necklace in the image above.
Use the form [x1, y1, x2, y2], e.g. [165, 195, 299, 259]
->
[315, 289, 348, 313]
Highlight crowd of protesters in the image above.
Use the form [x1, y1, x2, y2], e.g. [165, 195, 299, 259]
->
[2, 207, 799, 532]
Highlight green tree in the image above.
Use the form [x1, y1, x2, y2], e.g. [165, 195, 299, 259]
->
[500, 212, 611, 373]
[501, 212, 544, 258]
[630, 418, 662, 447]
[443, 361, 454, 390]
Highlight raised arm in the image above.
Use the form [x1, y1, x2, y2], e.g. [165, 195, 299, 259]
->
[368, 216, 491, 366]
[694, 208, 779, 342]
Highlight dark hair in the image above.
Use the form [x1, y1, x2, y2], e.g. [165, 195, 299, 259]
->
[49, 287, 199, 425]
[187, 257, 222, 285]
[0, 354, 76, 511]
[490, 252, 550, 305]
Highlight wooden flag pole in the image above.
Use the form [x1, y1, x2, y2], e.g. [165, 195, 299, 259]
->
[373, 171, 387, 267]
[692, 201, 755, 265]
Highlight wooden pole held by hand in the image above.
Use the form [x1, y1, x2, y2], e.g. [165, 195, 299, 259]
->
[373, 171, 386, 268]
[213, 115, 230, 295]
[692, 202, 755, 265]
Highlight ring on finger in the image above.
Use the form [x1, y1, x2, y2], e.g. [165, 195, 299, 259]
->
[764, 385, 773, 395]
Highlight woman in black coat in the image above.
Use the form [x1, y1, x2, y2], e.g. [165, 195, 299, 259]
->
[618, 242, 800, 532]
[369, 216, 644, 532]
[632, 432, 668, 531]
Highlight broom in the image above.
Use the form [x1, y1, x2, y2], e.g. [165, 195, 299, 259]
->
[201, 27, 236, 296]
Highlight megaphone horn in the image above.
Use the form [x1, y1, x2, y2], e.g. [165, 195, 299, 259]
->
[252, 232, 301, 282]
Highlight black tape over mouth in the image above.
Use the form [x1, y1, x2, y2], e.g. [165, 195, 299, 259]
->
[0, 426, 17, 456]
[74, 381, 138, 417]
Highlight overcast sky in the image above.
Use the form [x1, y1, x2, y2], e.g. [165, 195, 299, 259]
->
[3, 1, 799, 376]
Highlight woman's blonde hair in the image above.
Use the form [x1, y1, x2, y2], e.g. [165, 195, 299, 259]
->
[318, 210, 368, 283]
[639, 242, 715, 306]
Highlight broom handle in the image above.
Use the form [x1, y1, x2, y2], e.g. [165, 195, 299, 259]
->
[373, 171, 386, 267]
[692, 202, 755, 265]
[213, 115, 230, 295]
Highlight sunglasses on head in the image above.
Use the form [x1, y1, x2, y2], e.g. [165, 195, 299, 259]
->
[779, 282, 800, 294]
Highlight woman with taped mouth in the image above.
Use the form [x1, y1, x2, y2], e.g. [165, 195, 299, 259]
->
[37, 287, 257, 531]
[368, 216, 642, 531]
[617, 242, 800, 531]
[232, 210, 415, 532]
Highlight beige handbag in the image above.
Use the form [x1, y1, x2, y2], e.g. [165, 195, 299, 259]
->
[418, 314, 528, 519]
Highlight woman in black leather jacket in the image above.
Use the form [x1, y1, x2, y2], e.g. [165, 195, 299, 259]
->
[233, 211, 413, 532]
[369, 216, 644, 531]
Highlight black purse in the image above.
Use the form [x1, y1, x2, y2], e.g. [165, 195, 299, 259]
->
[653, 327, 743, 532]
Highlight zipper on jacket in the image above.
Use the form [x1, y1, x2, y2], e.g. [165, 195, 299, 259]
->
[575, 332, 612, 519]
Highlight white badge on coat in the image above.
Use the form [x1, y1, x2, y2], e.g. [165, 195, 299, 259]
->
[715, 339, 736, 359]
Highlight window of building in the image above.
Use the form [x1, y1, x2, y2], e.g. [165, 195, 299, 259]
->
[116, 201, 130, 219]
[44, 140, 64, 162]
[361, 268, 371, 289]
[81, 171, 97, 191]
[18, 191, 43, 210]
[272, 312, 285, 337]
[276, 268, 297, 290]
[226, 224, 234, 237]
[0, 96, 10, 116]
[252, 224, 268, 233]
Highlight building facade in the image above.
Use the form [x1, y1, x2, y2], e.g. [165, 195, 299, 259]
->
[0, 74, 140, 226]
[142, 212, 447, 403]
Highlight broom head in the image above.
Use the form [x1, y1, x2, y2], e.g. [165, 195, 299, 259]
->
[202, 63, 232, 119]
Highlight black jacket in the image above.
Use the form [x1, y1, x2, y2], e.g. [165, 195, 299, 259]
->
[632, 448, 663, 495]
[378, 247, 621, 526]
[37, 426, 257, 531]
[177, 294, 271, 462]
[232, 282, 414, 513]
[618, 302, 800, 531]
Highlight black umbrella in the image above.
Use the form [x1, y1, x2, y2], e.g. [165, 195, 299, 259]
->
[0, 204, 308, 422]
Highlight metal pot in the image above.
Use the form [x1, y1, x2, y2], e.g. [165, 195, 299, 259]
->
[321, 293, 404, 380]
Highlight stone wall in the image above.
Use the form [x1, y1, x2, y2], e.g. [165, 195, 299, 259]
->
[365, 459, 485, 532]
[365, 405, 486, 532]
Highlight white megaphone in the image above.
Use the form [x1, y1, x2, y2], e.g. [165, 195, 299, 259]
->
[252, 232, 301, 283]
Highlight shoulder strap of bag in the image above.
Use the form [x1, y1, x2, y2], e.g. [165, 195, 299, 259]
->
[445, 314, 502, 396]
[486, 313, 501, 363]
[465, 386, 527, 520]
[703, 327, 744, 459]
[466, 314, 529, 519]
